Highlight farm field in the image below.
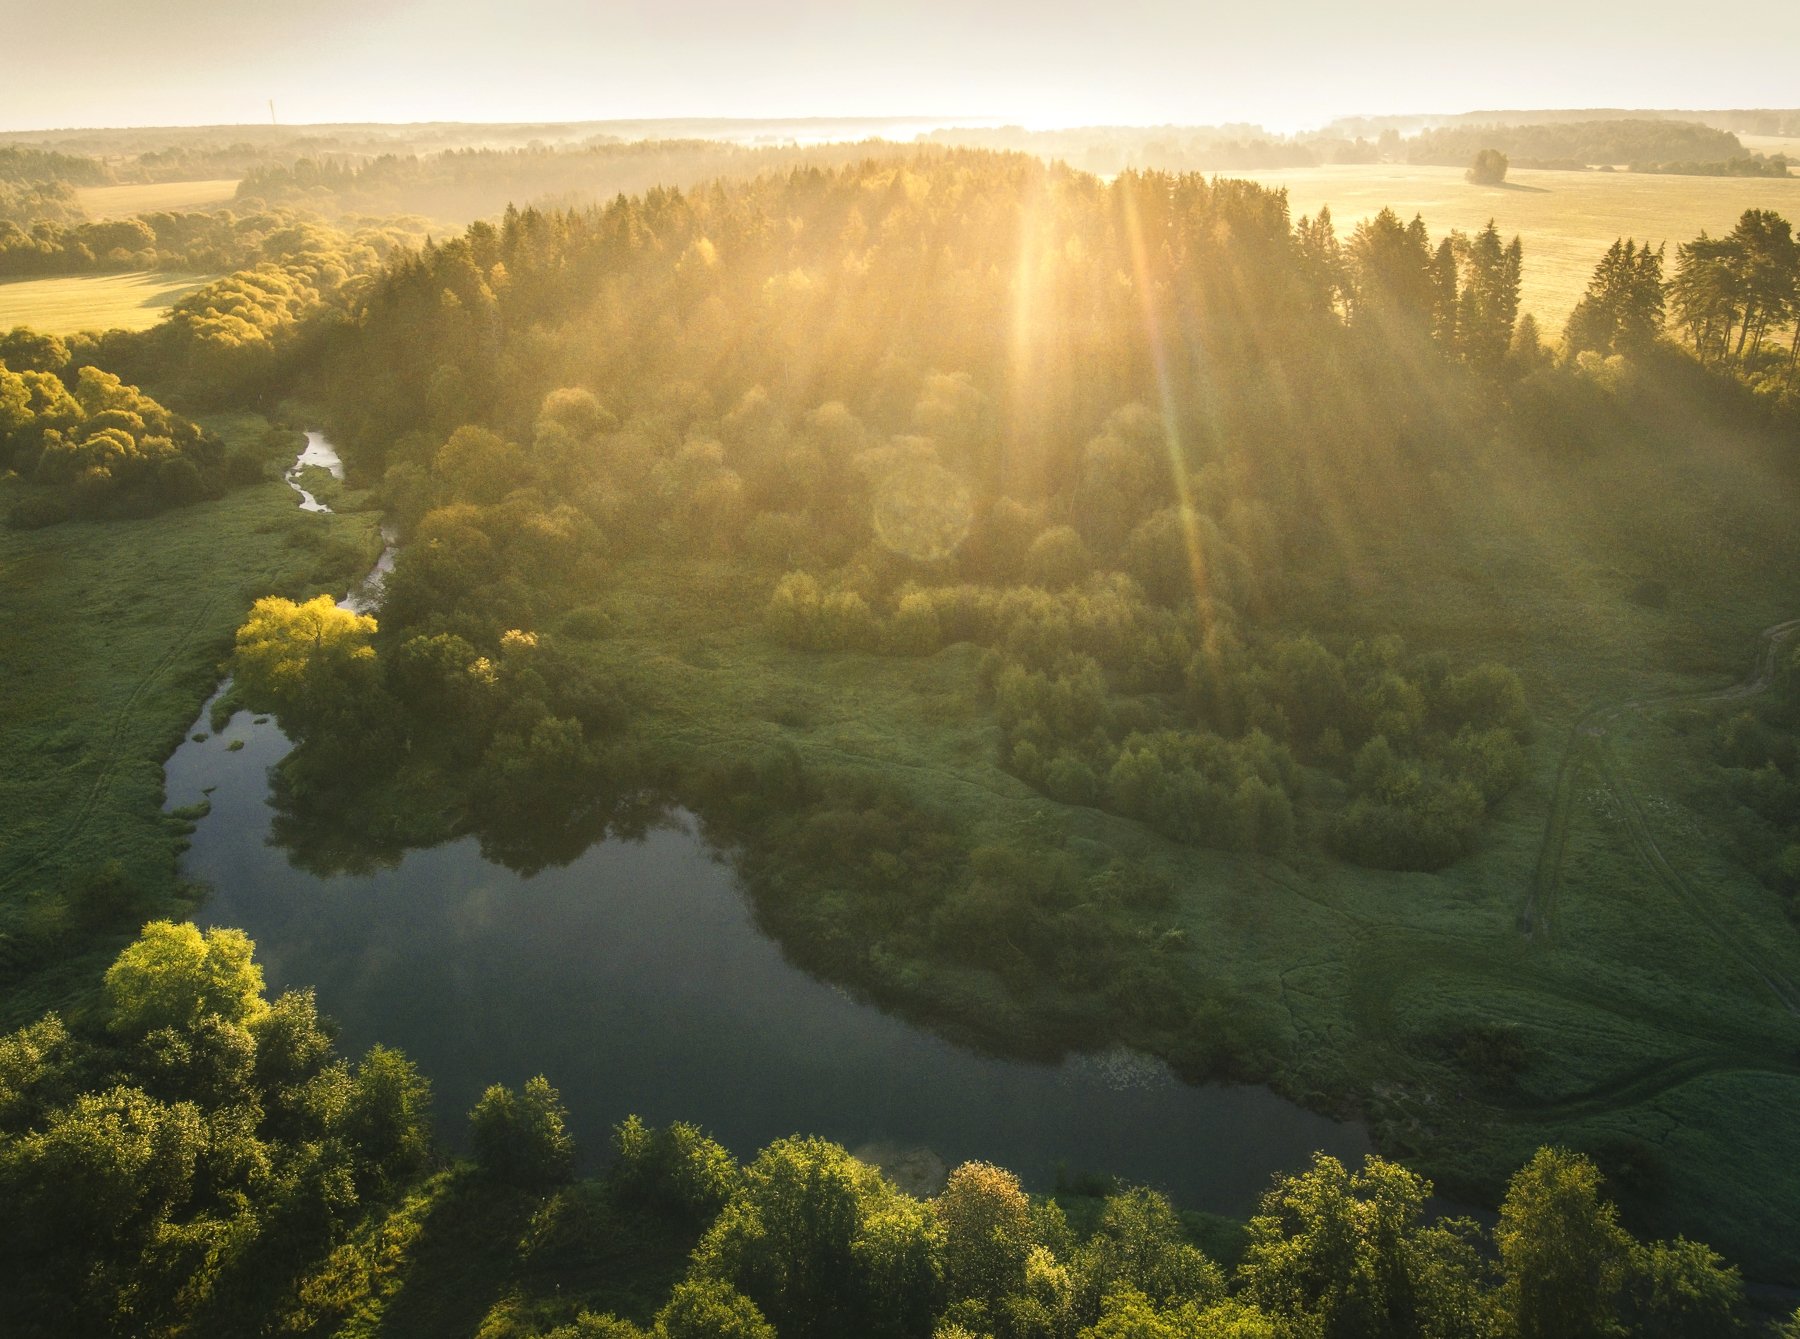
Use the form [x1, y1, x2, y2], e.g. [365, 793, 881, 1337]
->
[0, 270, 214, 333]
[71, 177, 239, 216]
[1233, 162, 1800, 330]
[1740, 133, 1800, 159]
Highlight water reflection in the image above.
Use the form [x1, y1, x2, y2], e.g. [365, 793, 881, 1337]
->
[283, 429, 345, 513]
[166, 698, 1370, 1215]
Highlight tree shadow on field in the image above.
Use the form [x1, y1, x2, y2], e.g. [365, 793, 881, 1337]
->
[372, 1173, 540, 1338]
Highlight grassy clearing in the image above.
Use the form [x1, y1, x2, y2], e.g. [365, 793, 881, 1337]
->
[553, 412, 1800, 1278]
[0, 414, 381, 1023]
[0, 270, 216, 333]
[72, 178, 240, 216]
[1231, 162, 1800, 330]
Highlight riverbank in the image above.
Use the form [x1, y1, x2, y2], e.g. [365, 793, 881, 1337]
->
[162, 433, 1372, 1219]
[0, 413, 381, 1025]
[229, 413, 1800, 1283]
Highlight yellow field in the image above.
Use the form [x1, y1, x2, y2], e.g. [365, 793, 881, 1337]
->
[1740, 134, 1800, 159]
[1233, 163, 1800, 331]
[72, 178, 239, 217]
[0, 271, 214, 334]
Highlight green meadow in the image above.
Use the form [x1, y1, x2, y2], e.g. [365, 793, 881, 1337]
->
[0, 417, 382, 1022]
[548, 407, 1800, 1278]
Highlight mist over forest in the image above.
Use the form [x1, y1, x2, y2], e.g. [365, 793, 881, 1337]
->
[2, 9, 1800, 1333]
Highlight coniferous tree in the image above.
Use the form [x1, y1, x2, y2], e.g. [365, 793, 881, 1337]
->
[1455, 221, 1524, 369]
[1566, 239, 1665, 357]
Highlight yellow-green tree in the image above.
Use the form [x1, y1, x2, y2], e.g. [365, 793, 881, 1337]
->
[232, 594, 380, 736]
[1497, 1147, 1631, 1339]
[936, 1161, 1033, 1315]
[103, 920, 267, 1036]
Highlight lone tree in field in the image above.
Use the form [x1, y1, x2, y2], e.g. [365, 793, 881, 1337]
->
[1467, 148, 1509, 185]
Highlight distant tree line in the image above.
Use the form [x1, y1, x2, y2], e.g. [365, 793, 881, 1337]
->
[921, 124, 1379, 175]
[0, 206, 423, 279]
[1631, 155, 1793, 178]
[1404, 119, 1754, 171]
[0, 145, 110, 186]
[0, 180, 85, 228]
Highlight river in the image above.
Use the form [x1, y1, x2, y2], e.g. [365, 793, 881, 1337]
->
[161, 431, 1369, 1211]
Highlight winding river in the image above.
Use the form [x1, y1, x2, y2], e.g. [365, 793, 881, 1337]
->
[161, 432, 1369, 1210]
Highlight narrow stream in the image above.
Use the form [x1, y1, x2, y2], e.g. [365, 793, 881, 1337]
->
[163, 431, 1371, 1209]
[283, 429, 344, 513]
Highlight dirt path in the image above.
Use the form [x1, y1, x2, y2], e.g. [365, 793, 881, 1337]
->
[1493, 1047, 1800, 1122]
[1519, 617, 1800, 1014]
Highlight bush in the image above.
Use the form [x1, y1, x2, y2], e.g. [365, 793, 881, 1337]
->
[819, 589, 877, 650]
[887, 591, 943, 655]
[470, 1075, 576, 1187]
[766, 570, 822, 648]
[655, 1279, 776, 1339]
[224, 447, 267, 485]
[611, 1116, 740, 1221]
[7, 494, 70, 529]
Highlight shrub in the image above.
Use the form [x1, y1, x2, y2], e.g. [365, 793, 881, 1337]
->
[7, 494, 70, 529]
[611, 1115, 740, 1222]
[470, 1075, 576, 1187]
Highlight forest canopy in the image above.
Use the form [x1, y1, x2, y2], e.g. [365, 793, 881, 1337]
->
[0, 923, 1766, 1338]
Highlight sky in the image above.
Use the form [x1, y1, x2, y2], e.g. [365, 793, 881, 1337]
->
[2, 0, 1797, 133]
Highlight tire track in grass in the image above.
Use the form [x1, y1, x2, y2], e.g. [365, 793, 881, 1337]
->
[1520, 618, 1800, 987]
[0, 435, 353, 896]
[1591, 730, 1800, 1014]
[1492, 1049, 1800, 1123]
[0, 592, 221, 894]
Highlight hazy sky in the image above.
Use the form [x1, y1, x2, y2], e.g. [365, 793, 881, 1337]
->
[2, 0, 1797, 133]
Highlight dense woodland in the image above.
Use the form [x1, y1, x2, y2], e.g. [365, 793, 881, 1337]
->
[260, 154, 1791, 883]
[1401, 119, 1762, 171]
[0, 206, 423, 279]
[0, 922, 1777, 1338]
[0, 213, 419, 520]
[0, 327, 239, 524]
[2, 137, 1800, 1332]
